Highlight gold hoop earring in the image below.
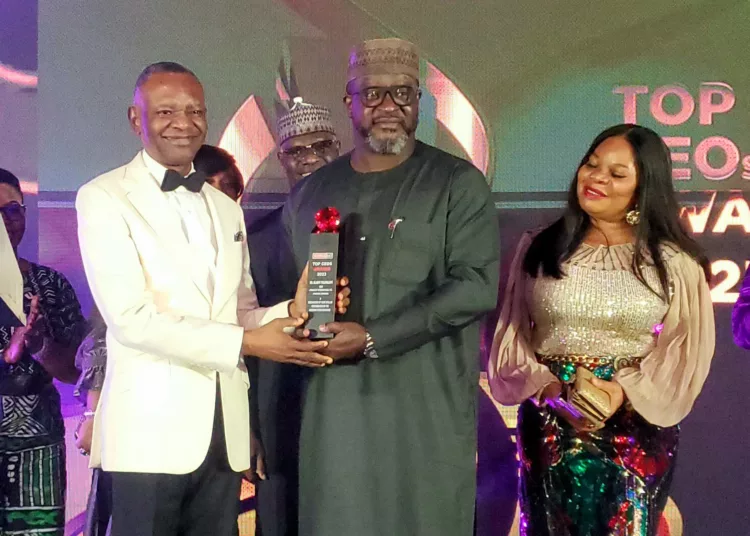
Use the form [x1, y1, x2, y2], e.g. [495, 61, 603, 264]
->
[625, 209, 640, 226]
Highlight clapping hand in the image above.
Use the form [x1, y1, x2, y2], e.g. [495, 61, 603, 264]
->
[4, 295, 43, 364]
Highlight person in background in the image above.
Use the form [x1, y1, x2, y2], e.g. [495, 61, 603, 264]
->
[0, 167, 85, 536]
[276, 97, 341, 188]
[195, 144, 245, 201]
[488, 124, 715, 535]
[246, 98, 340, 536]
[74, 306, 109, 536]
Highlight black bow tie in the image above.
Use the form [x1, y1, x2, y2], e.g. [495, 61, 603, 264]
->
[161, 169, 207, 193]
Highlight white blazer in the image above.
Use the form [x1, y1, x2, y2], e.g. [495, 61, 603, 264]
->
[0, 218, 24, 326]
[76, 152, 289, 474]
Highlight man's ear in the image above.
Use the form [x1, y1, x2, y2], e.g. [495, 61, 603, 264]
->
[127, 106, 141, 136]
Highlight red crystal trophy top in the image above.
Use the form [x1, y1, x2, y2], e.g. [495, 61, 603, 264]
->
[314, 207, 341, 234]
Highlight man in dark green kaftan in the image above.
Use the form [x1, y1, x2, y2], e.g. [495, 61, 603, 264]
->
[283, 37, 500, 536]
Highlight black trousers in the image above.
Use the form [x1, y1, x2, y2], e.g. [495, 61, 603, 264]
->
[83, 468, 112, 536]
[251, 360, 304, 536]
[109, 384, 242, 536]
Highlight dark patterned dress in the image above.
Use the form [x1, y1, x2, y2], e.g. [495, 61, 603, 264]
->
[0, 263, 86, 535]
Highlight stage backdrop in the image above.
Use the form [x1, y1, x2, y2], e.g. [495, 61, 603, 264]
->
[0, 0, 746, 534]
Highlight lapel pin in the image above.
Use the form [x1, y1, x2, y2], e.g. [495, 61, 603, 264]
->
[388, 218, 404, 239]
[234, 231, 244, 242]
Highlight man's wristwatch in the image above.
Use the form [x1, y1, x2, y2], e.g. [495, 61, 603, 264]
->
[364, 331, 378, 359]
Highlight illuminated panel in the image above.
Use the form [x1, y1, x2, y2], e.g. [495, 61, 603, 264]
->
[218, 96, 276, 193]
[679, 192, 749, 304]
[240, 479, 255, 501]
[679, 192, 716, 233]
[238, 510, 257, 536]
[0, 62, 38, 88]
[661, 498, 684, 536]
[678, 193, 750, 234]
[713, 196, 750, 233]
[276, 76, 291, 103]
[239, 479, 257, 535]
[710, 260, 750, 303]
[425, 63, 490, 174]
[615, 83, 750, 186]
[20, 180, 38, 195]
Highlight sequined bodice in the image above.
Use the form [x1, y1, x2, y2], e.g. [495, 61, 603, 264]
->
[528, 243, 671, 358]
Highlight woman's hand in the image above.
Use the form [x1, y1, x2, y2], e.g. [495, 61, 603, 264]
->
[74, 415, 94, 455]
[548, 395, 597, 432]
[4, 296, 42, 364]
[539, 381, 563, 405]
[23, 296, 45, 354]
[246, 433, 267, 482]
[591, 377, 626, 416]
[543, 382, 601, 432]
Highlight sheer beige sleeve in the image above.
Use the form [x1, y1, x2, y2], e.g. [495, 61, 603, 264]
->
[488, 232, 559, 405]
[614, 252, 715, 427]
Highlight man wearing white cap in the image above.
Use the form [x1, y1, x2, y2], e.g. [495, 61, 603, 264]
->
[246, 98, 340, 536]
[283, 38, 500, 536]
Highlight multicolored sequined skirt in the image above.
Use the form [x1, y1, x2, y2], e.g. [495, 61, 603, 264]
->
[517, 356, 679, 536]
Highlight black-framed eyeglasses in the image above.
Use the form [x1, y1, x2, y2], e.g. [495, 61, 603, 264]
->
[0, 201, 26, 220]
[349, 85, 421, 108]
[281, 139, 338, 159]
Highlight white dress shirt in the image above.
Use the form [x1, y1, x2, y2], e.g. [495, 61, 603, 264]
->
[142, 150, 218, 299]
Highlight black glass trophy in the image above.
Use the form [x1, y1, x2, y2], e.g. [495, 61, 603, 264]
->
[304, 207, 340, 339]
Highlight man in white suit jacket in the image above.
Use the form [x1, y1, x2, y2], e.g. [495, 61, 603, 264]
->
[76, 62, 337, 536]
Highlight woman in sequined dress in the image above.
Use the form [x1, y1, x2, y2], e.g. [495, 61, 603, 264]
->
[488, 125, 715, 536]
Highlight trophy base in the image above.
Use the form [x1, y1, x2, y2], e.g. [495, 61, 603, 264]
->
[308, 329, 334, 340]
[304, 311, 336, 340]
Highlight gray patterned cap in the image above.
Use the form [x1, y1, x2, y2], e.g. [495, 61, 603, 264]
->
[347, 38, 419, 82]
[276, 97, 336, 144]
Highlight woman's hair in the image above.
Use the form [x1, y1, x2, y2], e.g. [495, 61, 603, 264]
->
[523, 124, 710, 299]
[194, 144, 236, 176]
[194, 145, 244, 200]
